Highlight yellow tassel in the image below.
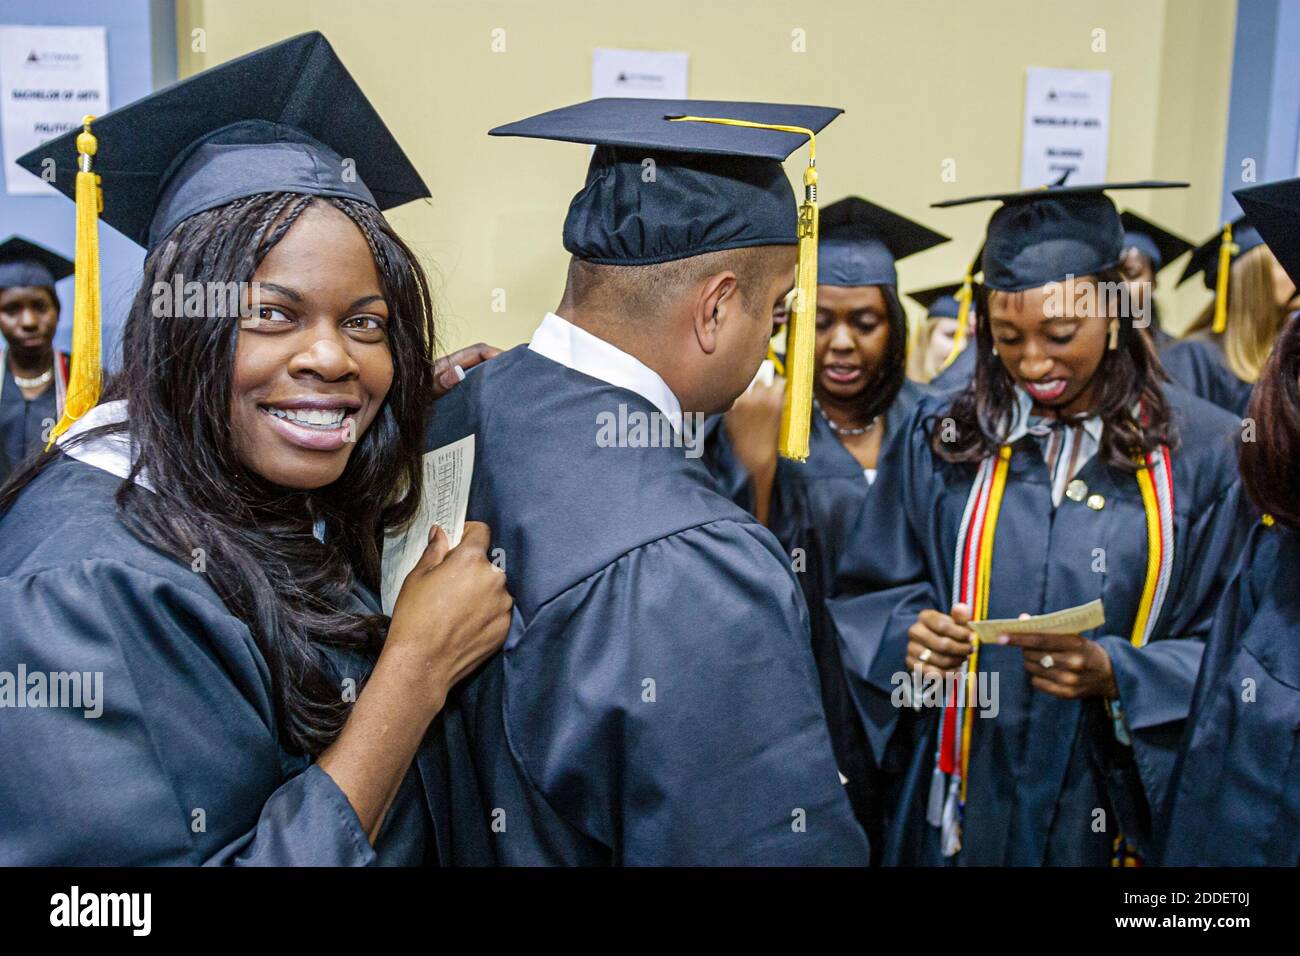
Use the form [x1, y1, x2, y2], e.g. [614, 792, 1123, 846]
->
[939, 263, 975, 372]
[1212, 221, 1236, 336]
[668, 114, 820, 460]
[47, 115, 102, 448]
[778, 163, 818, 460]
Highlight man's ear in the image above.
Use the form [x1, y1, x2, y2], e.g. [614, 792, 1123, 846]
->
[693, 270, 738, 356]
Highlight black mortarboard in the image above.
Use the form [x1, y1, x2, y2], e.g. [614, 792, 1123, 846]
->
[1235, 178, 1300, 289]
[1176, 216, 1265, 289]
[489, 98, 842, 265]
[907, 282, 967, 319]
[0, 237, 74, 289]
[817, 197, 948, 287]
[15, 32, 430, 250]
[1119, 210, 1193, 273]
[932, 181, 1189, 292]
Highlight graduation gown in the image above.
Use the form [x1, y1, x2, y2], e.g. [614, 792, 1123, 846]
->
[702, 380, 926, 850]
[1161, 521, 1300, 865]
[420, 345, 869, 865]
[928, 345, 975, 392]
[827, 385, 1250, 865]
[1160, 338, 1253, 418]
[0, 451, 434, 865]
[0, 353, 65, 486]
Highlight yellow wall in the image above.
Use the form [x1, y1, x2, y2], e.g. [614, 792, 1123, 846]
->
[175, 0, 1237, 351]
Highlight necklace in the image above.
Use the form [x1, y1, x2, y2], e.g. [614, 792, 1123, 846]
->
[814, 398, 878, 437]
[12, 366, 53, 389]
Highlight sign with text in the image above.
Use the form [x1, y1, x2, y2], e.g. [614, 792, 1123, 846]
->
[1020, 67, 1111, 188]
[1, 25, 109, 196]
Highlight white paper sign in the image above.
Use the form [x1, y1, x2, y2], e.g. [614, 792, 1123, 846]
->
[0, 26, 109, 196]
[592, 47, 688, 100]
[1020, 67, 1111, 188]
[380, 434, 475, 615]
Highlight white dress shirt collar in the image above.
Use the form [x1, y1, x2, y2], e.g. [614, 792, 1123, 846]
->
[528, 312, 684, 426]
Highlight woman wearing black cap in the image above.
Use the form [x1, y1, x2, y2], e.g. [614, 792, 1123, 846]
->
[1162, 177, 1300, 866]
[1162, 218, 1299, 417]
[0, 238, 73, 485]
[828, 181, 1251, 866]
[0, 33, 510, 865]
[704, 196, 940, 857]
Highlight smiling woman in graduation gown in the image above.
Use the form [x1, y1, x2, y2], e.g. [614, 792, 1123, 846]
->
[1161, 219, 1297, 417]
[0, 238, 73, 485]
[0, 34, 510, 865]
[702, 196, 941, 853]
[828, 181, 1251, 866]
[1162, 179, 1300, 865]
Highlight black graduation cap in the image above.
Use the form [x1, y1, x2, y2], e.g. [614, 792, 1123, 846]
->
[1176, 216, 1265, 289]
[1119, 210, 1193, 273]
[907, 282, 967, 319]
[932, 181, 1189, 292]
[0, 237, 74, 289]
[1235, 177, 1300, 289]
[816, 197, 948, 287]
[15, 32, 430, 250]
[489, 98, 842, 265]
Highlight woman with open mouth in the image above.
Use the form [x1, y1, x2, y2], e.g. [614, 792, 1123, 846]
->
[704, 196, 945, 859]
[828, 180, 1251, 866]
[0, 34, 511, 865]
[1162, 177, 1300, 866]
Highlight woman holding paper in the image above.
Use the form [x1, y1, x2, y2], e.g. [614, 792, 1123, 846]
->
[0, 35, 510, 865]
[1161, 178, 1300, 866]
[828, 181, 1250, 866]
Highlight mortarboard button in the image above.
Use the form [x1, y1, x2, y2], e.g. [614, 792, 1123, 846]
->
[1065, 479, 1088, 503]
[1087, 493, 1106, 511]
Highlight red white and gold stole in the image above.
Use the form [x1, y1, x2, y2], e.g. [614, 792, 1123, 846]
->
[930, 442, 1175, 859]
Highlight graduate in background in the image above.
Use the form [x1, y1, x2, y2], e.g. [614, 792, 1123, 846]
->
[1116, 210, 1193, 349]
[910, 281, 974, 384]
[0, 238, 73, 485]
[925, 247, 984, 392]
[419, 98, 869, 865]
[0, 33, 510, 865]
[1162, 216, 1298, 416]
[828, 180, 1250, 866]
[703, 197, 942, 856]
[1162, 177, 1300, 866]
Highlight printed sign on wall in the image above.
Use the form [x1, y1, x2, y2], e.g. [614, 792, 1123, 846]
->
[1021, 67, 1111, 188]
[1, 26, 109, 196]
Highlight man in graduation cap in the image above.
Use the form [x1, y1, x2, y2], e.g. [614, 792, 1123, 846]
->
[0, 238, 74, 485]
[1116, 210, 1193, 348]
[418, 98, 870, 865]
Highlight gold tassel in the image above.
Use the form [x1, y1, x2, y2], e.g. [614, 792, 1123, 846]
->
[939, 262, 975, 372]
[1212, 221, 1236, 335]
[668, 115, 820, 460]
[47, 115, 103, 448]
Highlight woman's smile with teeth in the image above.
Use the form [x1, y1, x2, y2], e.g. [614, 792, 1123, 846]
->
[264, 406, 349, 429]
[1024, 379, 1068, 401]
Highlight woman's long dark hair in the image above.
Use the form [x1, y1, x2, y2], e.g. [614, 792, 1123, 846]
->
[0, 192, 438, 755]
[1241, 313, 1300, 528]
[822, 284, 907, 426]
[930, 269, 1175, 471]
